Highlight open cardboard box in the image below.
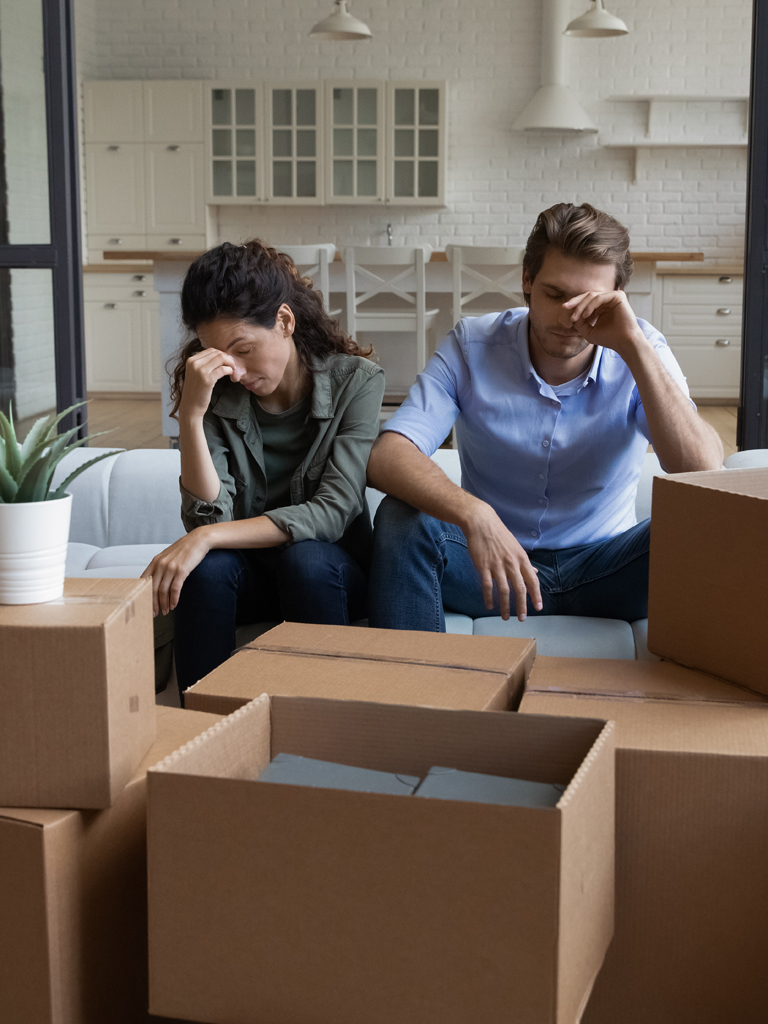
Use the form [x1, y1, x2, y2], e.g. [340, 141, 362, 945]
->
[148, 694, 615, 1024]
[0, 706, 220, 1024]
[521, 658, 768, 1024]
[184, 621, 536, 714]
[648, 467, 768, 694]
[0, 578, 157, 809]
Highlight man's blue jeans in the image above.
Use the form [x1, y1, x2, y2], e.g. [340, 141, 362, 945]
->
[368, 496, 651, 632]
[174, 540, 367, 697]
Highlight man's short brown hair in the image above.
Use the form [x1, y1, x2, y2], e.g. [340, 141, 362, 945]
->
[522, 203, 633, 302]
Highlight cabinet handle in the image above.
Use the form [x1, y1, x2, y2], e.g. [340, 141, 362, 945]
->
[133, 274, 146, 281]
[134, 290, 148, 297]
[170, 238, 183, 245]
[167, 145, 181, 151]
[105, 302, 118, 309]
[715, 338, 731, 346]
[107, 145, 120, 151]
[716, 307, 731, 315]
[718, 276, 733, 283]
[109, 237, 122, 245]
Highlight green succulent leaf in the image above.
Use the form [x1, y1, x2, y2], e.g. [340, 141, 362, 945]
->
[47, 449, 121, 501]
[19, 413, 57, 463]
[0, 406, 21, 479]
[0, 460, 19, 503]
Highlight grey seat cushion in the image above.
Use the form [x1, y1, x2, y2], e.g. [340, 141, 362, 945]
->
[86, 543, 167, 570]
[65, 542, 102, 574]
[631, 618, 660, 661]
[472, 615, 637, 659]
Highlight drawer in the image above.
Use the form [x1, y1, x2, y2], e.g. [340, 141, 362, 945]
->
[662, 274, 743, 304]
[670, 342, 741, 395]
[659, 332, 740, 349]
[89, 233, 147, 253]
[83, 286, 157, 303]
[662, 306, 741, 337]
[145, 233, 206, 252]
[82, 271, 154, 289]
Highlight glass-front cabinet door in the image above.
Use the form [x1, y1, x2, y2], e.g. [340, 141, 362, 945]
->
[266, 85, 323, 204]
[386, 82, 445, 206]
[206, 83, 263, 203]
[326, 82, 384, 205]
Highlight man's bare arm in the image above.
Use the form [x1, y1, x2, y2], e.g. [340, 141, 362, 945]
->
[367, 432, 542, 620]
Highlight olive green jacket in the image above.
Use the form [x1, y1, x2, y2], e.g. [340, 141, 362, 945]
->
[180, 353, 385, 565]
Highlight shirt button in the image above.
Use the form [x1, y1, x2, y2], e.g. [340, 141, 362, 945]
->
[542, 439, 550, 448]
[531, 530, 538, 537]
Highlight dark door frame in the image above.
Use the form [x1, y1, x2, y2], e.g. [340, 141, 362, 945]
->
[0, 0, 85, 435]
[739, 0, 768, 449]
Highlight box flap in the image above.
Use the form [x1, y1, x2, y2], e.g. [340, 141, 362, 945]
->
[0, 577, 151, 629]
[247, 621, 536, 674]
[520, 692, 768, 756]
[527, 656, 767, 704]
[662, 466, 768, 499]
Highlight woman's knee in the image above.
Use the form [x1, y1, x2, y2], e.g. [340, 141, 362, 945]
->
[178, 548, 244, 601]
[279, 540, 345, 587]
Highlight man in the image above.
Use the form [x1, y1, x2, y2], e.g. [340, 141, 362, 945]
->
[366, 202, 723, 631]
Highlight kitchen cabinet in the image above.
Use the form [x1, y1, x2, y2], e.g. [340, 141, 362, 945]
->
[83, 81, 206, 260]
[326, 81, 383, 204]
[267, 83, 324, 203]
[660, 273, 743, 400]
[386, 82, 445, 206]
[83, 272, 159, 392]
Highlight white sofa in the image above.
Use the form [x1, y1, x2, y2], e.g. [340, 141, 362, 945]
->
[55, 444, 688, 663]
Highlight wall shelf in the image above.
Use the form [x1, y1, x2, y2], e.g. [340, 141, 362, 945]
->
[609, 94, 749, 136]
[603, 139, 748, 183]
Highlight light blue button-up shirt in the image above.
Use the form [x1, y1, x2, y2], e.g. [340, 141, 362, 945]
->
[382, 308, 692, 551]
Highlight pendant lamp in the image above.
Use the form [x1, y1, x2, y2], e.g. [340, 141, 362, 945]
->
[309, 1, 372, 40]
[564, 0, 628, 38]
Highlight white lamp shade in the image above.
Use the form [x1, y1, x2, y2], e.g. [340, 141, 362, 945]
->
[564, 0, 628, 37]
[310, 1, 372, 40]
[512, 84, 597, 132]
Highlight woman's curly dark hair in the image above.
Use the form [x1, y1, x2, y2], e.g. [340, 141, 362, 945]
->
[168, 239, 373, 418]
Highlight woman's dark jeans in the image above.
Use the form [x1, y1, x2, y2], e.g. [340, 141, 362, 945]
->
[173, 540, 367, 699]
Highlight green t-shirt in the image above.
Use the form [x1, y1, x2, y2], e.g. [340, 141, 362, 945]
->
[252, 393, 313, 512]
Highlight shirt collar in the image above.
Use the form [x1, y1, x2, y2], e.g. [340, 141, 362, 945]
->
[210, 354, 333, 423]
[517, 313, 603, 393]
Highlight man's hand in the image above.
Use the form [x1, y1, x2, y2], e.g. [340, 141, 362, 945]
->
[141, 528, 212, 616]
[463, 505, 543, 621]
[562, 289, 645, 358]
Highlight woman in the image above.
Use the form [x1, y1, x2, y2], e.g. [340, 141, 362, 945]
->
[142, 240, 385, 697]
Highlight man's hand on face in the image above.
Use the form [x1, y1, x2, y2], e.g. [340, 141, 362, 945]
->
[561, 289, 646, 359]
[463, 505, 543, 622]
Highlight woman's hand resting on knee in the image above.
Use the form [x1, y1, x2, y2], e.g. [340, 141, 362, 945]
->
[141, 528, 213, 617]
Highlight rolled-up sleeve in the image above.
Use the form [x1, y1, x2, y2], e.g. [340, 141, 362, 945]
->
[381, 327, 467, 456]
[179, 413, 237, 532]
[634, 324, 696, 443]
[264, 366, 385, 544]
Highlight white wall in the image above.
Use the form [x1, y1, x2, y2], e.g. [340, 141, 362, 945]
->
[82, 0, 751, 264]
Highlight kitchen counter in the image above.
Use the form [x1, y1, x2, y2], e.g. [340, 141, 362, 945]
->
[102, 250, 705, 264]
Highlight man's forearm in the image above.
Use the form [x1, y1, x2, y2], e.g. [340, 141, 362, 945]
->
[367, 431, 485, 531]
[624, 333, 723, 472]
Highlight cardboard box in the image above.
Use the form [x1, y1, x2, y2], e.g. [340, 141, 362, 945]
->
[520, 665, 768, 1024]
[184, 621, 536, 715]
[0, 578, 157, 808]
[258, 752, 420, 794]
[148, 695, 615, 1024]
[0, 705, 220, 1024]
[648, 468, 768, 694]
[414, 766, 565, 807]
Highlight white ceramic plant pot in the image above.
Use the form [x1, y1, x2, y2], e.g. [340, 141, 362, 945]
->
[0, 493, 72, 604]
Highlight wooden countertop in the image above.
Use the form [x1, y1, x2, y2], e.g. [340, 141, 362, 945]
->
[102, 249, 706, 264]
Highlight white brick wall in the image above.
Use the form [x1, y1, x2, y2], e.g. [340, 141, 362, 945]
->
[81, 0, 751, 263]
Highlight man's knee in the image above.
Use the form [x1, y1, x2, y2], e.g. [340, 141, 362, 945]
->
[373, 495, 442, 550]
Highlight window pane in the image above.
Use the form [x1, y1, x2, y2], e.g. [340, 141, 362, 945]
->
[357, 88, 377, 125]
[333, 160, 354, 196]
[0, 0, 50, 244]
[394, 161, 415, 197]
[212, 160, 233, 196]
[236, 160, 256, 196]
[394, 129, 414, 157]
[236, 129, 256, 157]
[5, 268, 55, 423]
[357, 128, 377, 157]
[212, 129, 232, 157]
[211, 88, 232, 125]
[394, 89, 415, 125]
[272, 89, 292, 126]
[296, 129, 316, 157]
[357, 160, 377, 197]
[419, 129, 438, 157]
[235, 89, 256, 125]
[333, 88, 354, 125]
[273, 129, 292, 157]
[296, 161, 316, 198]
[419, 89, 439, 125]
[296, 89, 316, 126]
[333, 128, 353, 157]
[273, 161, 293, 197]
[418, 160, 438, 197]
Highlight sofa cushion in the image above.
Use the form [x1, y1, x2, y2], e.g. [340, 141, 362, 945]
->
[54, 447, 124, 548]
[630, 618, 659, 661]
[108, 449, 186, 547]
[444, 612, 474, 635]
[65, 542, 102, 574]
[472, 615, 637, 659]
[86, 543, 167, 570]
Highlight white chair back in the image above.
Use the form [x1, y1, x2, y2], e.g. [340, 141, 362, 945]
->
[275, 244, 336, 313]
[344, 245, 434, 371]
[446, 244, 526, 325]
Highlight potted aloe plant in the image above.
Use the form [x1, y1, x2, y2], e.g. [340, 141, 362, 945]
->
[0, 401, 118, 605]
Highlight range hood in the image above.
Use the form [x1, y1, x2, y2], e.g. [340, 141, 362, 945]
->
[513, 0, 597, 133]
